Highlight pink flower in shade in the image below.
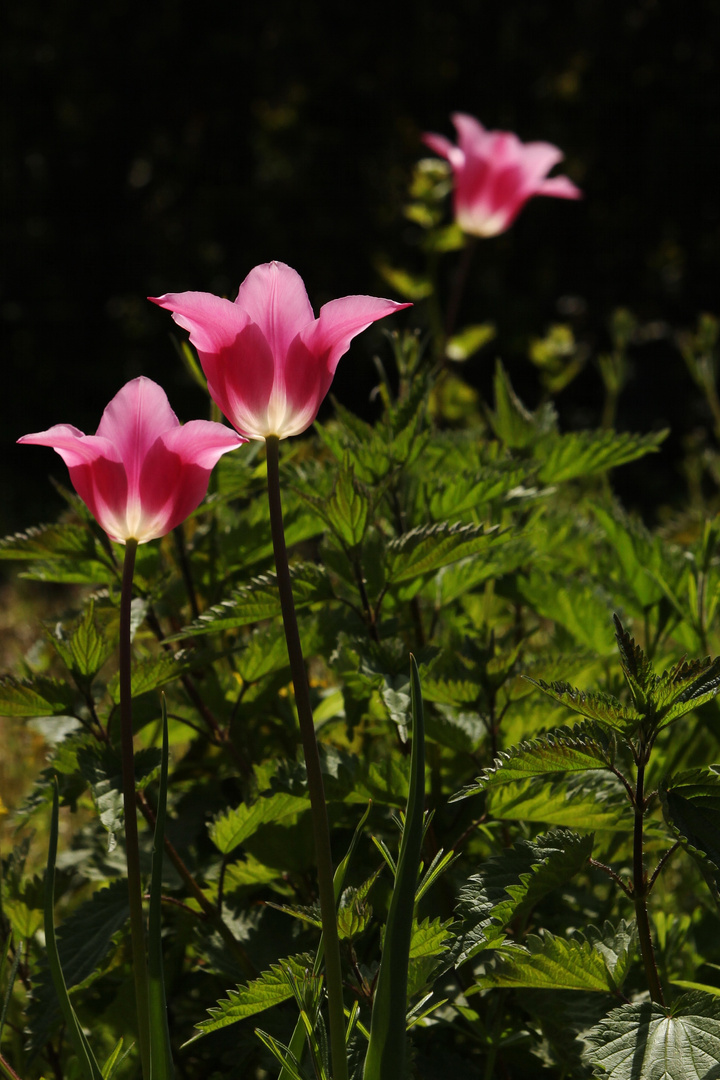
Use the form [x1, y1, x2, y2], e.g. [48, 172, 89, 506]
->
[18, 377, 244, 544]
[149, 261, 411, 441]
[422, 112, 581, 238]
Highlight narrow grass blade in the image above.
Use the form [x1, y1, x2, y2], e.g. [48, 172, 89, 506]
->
[0, 934, 21, 1043]
[278, 802, 372, 1080]
[363, 655, 425, 1080]
[45, 780, 104, 1080]
[148, 698, 174, 1080]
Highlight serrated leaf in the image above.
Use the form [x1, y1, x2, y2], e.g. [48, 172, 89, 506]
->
[107, 651, 193, 703]
[489, 360, 557, 449]
[454, 724, 615, 800]
[328, 465, 370, 548]
[0, 675, 76, 717]
[409, 916, 454, 959]
[186, 953, 315, 1041]
[660, 768, 720, 898]
[235, 626, 290, 683]
[387, 521, 503, 584]
[584, 991, 720, 1080]
[209, 791, 310, 856]
[0, 523, 102, 561]
[452, 829, 593, 965]
[488, 771, 632, 831]
[656, 655, 720, 727]
[76, 744, 162, 850]
[46, 601, 116, 683]
[530, 680, 642, 733]
[537, 428, 667, 483]
[475, 929, 624, 992]
[31, 876, 128, 1058]
[175, 564, 334, 637]
[613, 614, 655, 708]
[519, 572, 617, 655]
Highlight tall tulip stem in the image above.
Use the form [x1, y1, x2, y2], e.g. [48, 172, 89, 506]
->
[265, 436, 347, 1080]
[119, 538, 151, 1080]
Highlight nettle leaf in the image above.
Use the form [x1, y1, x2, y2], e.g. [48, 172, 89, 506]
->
[488, 771, 632, 831]
[186, 953, 315, 1042]
[489, 360, 557, 449]
[475, 926, 632, 993]
[613, 614, 656, 709]
[452, 830, 593, 965]
[0, 523, 102, 562]
[235, 626, 290, 683]
[584, 991, 720, 1080]
[536, 428, 667, 484]
[327, 464, 370, 548]
[529, 681, 642, 734]
[209, 791, 310, 856]
[654, 655, 720, 728]
[592, 505, 669, 610]
[409, 916, 454, 960]
[76, 744, 162, 850]
[175, 564, 334, 636]
[453, 724, 615, 801]
[660, 768, 720, 898]
[429, 536, 532, 607]
[426, 461, 528, 519]
[445, 322, 496, 361]
[28, 881, 129, 1055]
[0, 675, 76, 717]
[46, 601, 116, 684]
[107, 651, 194, 704]
[519, 572, 617, 655]
[386, 521, 504, 585]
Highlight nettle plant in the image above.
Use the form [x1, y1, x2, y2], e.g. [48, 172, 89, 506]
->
[1, 115, 720, 1080]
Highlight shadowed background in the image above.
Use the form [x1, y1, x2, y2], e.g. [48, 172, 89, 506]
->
[2, 0, 718, 533]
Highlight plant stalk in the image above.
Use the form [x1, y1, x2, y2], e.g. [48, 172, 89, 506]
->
[119, 539, 152, 1079]
[265, 436, 347, 1080]
[632, 754, 664, 1005]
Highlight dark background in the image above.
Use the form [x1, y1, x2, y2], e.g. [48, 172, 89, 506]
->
[2, 0, 719, 534]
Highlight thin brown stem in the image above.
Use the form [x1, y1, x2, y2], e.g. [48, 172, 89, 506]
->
[632, 754, 665, 1004]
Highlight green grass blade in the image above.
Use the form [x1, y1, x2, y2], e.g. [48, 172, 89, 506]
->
[363, 655, 425, 1080]
[45, 780, 103, 1080]
[148, 698, 174, 1080]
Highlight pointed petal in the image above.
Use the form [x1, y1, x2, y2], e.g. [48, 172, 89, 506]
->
[159, 420, 245, 467]
[234, 262, 315, 360]
[149, 291, 250, 352]
[421, 132, 464, 169]
[303, 295, 411, 375]
[536, 175, 582, 200]
[452, 113, 492, 155]
[520, 140, 565, 180]
[199, 321, 277, 439]
[18, 425, 119, 468]
[95, 378, 179, 496]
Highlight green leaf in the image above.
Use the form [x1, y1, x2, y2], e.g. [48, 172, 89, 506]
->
[0, 523, 102, 562]
[76, 744, 162, 851]
[235, 626, 290, 683]
[488, 771, 632, 831]
[107, 651, 194, 703]
[175, 564, 334, 636]
[209, 791, 310, 856]
[185, 954, 315, 1042]
[46, 601, 116, 684]
[409, 916, 454, 960]
[584, 991, 720, 1079]
[327, 464, 370, 548]
[387, 521, 504, 585]
[445, 323, 496, 362]
[529, 680, 642, 734]
[452, 830, 593, 965]
[475, 928, 629, 992]
[489, 360, 557, 449]
[147, 700, 173, 1080]
[537, 429, 667, 483]
[0, 675, 76, 717]
[655, 655, 720, 728]
[660, 768, 720, 899]
[453, 724, 616, 800]
[375, 262, 433, 300]
[518, 572, 617, 655]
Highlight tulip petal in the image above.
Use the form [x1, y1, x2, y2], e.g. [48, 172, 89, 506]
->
[537, 175, 583, 200]
[234, 262, 316, 362]
[520, 141, 565, 180]
[95, 379, 180, 493]
[149, 292, 250, 353]
[199, 322, 277, 439]
[304, 295, 412, 375]
[421, 133, 464, 169]
[18, 426, 120, 469]
[159, 420, 245, 467]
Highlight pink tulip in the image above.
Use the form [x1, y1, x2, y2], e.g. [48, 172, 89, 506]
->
[149, 261, 411, 441]
[422, 112, 581, 238]
[18, 377, 244, 543]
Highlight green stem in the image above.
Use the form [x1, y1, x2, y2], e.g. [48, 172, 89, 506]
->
[265, 436, 347, 1080]
[119, 539, 151, 1079]
[632, 754, 664, 1005]
[0, 1051, 23, 1080]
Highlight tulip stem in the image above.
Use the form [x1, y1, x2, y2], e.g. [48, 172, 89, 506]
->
[119, 538, 152, 1080]
[265, 436, 347, 1080]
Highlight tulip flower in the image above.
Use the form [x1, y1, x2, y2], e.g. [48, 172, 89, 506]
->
[422, 112, 581, 238]
[18, 376, 244, 543]
[149, 261, 411, 440]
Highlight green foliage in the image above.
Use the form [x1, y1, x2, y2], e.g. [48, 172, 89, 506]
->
[3, 285, 720, 1080]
